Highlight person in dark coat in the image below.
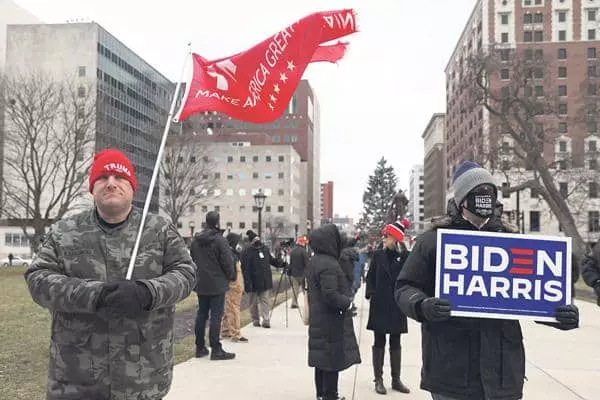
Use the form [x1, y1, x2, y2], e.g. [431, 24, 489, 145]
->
[395, 161, 580, 400]
[339, 234, 359, 316]
[307, 224, 361, 400]
[240, 230, 284, 328]
[190, 211, 236, 360]
[289, 235, 310, 308]
[366, 218, 411, 395]
[582, 241, 600, 305]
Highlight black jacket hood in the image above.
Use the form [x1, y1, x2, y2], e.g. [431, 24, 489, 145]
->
[195, 228, 222, 245]
[309, 224, 341, 258]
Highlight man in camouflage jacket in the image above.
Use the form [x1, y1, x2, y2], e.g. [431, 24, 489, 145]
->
[24, 149, 196, 400]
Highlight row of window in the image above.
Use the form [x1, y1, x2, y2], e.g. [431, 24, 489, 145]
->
[4, 233, 30, 247]
[226, 155, 287, 163]
[180, 221, 285, 231]
[190, 204, 286, 213]
[524, 210, 600, 233]
[165, 188, 287, 197]
[501, 182, 600, 200]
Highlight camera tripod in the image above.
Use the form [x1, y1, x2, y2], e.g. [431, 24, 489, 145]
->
[269, 267, 304, 327]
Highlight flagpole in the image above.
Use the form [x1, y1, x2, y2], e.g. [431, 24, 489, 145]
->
[126, 43, 192, 280]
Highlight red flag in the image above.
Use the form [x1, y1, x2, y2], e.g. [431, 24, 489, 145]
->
[174, 9, 357, 123]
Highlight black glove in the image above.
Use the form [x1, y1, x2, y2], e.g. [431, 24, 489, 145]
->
[97, 280, 153, 317]
[420, 297, 452, 322]
[554, 304, 579, 330]
[594, 284, 600, 304]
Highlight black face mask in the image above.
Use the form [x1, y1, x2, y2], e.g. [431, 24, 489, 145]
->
[464, 185, 497, 219]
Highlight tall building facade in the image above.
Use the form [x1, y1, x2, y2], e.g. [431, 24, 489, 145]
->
[408, 165, 425, 233]
[5, 22, 174, 213]
[168, 133, 304, 245]
[422, 113, 446, 224]
[320, 181, 334, 224]
[446, 0, 600, 244]
[181, 80, 320, 229]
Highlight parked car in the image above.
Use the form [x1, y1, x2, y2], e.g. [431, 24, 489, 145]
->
[1, 256, 33, 268]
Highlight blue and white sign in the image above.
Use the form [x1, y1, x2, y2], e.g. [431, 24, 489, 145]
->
[435, 229, 572, 322]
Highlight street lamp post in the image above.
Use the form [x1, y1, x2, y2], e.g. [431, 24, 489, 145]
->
[253, 189, 267, 241]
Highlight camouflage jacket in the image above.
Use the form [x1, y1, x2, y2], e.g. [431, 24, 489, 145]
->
[24, 208, 196, 400]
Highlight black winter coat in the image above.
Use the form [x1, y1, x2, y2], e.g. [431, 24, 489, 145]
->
[339, 246, 358, 286]
[306, 224, 361, 372]
[240, 241, 283, 293]
[366, 247, 408, 334]
[395, 217, 526, 400]
[289, 245, 309, 278]
[582, 242, 600, 302]
[191, 228, 234, 295]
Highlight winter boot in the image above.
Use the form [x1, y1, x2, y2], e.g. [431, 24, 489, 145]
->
[210, 344, 235, 360]
[372, 346, 387, 394]
[195, 346, 209, 358]
[390, 348, 410, 393]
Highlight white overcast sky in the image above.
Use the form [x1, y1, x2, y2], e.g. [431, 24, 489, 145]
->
[14, 0, 477, 220]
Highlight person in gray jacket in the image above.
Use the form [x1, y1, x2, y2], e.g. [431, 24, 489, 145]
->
[191, 211, 236, 360]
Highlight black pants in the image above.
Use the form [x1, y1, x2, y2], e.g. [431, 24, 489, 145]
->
[314, 368, 339, 399]
[374, 332, 400, 349]
[195, 293, 225, 348]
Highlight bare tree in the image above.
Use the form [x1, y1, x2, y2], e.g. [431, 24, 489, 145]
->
[0, 72, 96, 252]
[461, 46, 590, 260]
[159, 136, 216, 225]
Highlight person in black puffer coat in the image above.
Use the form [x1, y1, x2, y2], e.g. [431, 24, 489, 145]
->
[366, 218, 411, 395]
[395, 161, 580, 400]
[307, 224, 361, 400]
[339, 233, 359, 316]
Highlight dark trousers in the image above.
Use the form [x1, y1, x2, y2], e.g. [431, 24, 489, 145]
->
[314, 368, 339, 399]
[374, 332, 400, 349]
[194, 293, 225, 349]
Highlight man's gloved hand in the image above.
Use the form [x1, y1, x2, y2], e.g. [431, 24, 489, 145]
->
[554, 304, 579, 330]
[97, 280, 153, 317]
[420, 297, 452, 322]
[594, 284, 600, 306]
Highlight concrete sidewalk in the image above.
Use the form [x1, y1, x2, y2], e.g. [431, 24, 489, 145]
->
[165, 289, 600, 400]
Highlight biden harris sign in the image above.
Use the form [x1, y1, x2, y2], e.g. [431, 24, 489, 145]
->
[435, 229, 572, 322]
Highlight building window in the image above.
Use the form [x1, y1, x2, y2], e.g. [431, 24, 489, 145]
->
[501, 68, 510, 79]
[78, 66, 86, 77]
[501, 182, 510, 198]
[590, 159, 599, 170]
[535, 85, 544, 97]
[214, 172, 221, 180]
[501, 32, 509, 43]
[227, 174, 233, 180]
[589, 29, 597, 40]
[201, 205, 208, 212]
[501, 14, 509, 25]
[589, 47, 597, 59]
[558, 48, 567, 59]
[558, 11, 566, 22]
[530, 211, 540, 232]
[227, 156, 233, 162]
[589, 65, 597, 77]
[253, 155, 259, 162]
[558, 122, 567, 133]
[77, 86, 86, 97]
[534, 13, 543, 23]
[278, 172, 284, 179]
[530, 187, 540, 198]
[589, 211, 600, 232]
[239, 222, 246, 229]
[534, 31, 543, 42]
[590, 182, 599, 198]
[524, 14, 533, 24]
[558, 160, 567, 170]
[278, 206, 284, 213]
[558, 30, 566, 41]
[266, 156, 272, 162]
[500, 49, 510, 61]
[226, 222, 233, 228]
[534, 49, 544, 60]
[558, 103, 568, 115]
[590, 9, 597, 21]
[278, 189, 285, 196]
[559, 141, 567, 152]
[589, 140, 597, 151]
[240, 156, 246, 162]
[558, 66, 567, 78]
[278, 155, 285, 162]
[252, 172, 259, 179]
[558, 85, 567, 97]
[559, 182, 568, 198]
[524, 31, 533, 42]
[265, 206, 271, 212]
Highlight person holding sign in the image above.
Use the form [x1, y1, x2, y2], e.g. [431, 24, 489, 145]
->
[582, 242, 600, 305]
[365, 219, 411, 395]
[394, 161, 579, 400]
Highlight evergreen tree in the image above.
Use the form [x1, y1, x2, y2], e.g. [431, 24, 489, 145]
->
[358, 157, 398, 242]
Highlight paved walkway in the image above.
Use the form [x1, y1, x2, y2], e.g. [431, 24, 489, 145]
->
[165, 288, 600, 400]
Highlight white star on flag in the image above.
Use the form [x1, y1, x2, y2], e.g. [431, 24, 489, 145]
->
[287, 60, 296, 71]
[273, 84, 280, 93]
[269, 94, 277, 102]
[268, 103, 275, 111]
[279, 73, 288, 83]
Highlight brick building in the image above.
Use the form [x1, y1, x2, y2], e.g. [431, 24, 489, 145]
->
[445, 0, 600, 242]
[320, 181, 333, 224]
[422, 113, 446, 225]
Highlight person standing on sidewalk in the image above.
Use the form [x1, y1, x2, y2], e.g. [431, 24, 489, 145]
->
[240, 230, 285, 328]
[395, 161, 580, 400]
[191, 211, 236, 360]
[582, 241, 600, 305]
[366, 218, 411, 395]
[24, 148, 196, 400]
[306, 224, 361, 400]
[221, 232, 248, 342]
[289, 235, 310, 309]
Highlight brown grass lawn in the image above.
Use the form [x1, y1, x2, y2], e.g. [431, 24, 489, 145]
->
[0, 267, 290, 400]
